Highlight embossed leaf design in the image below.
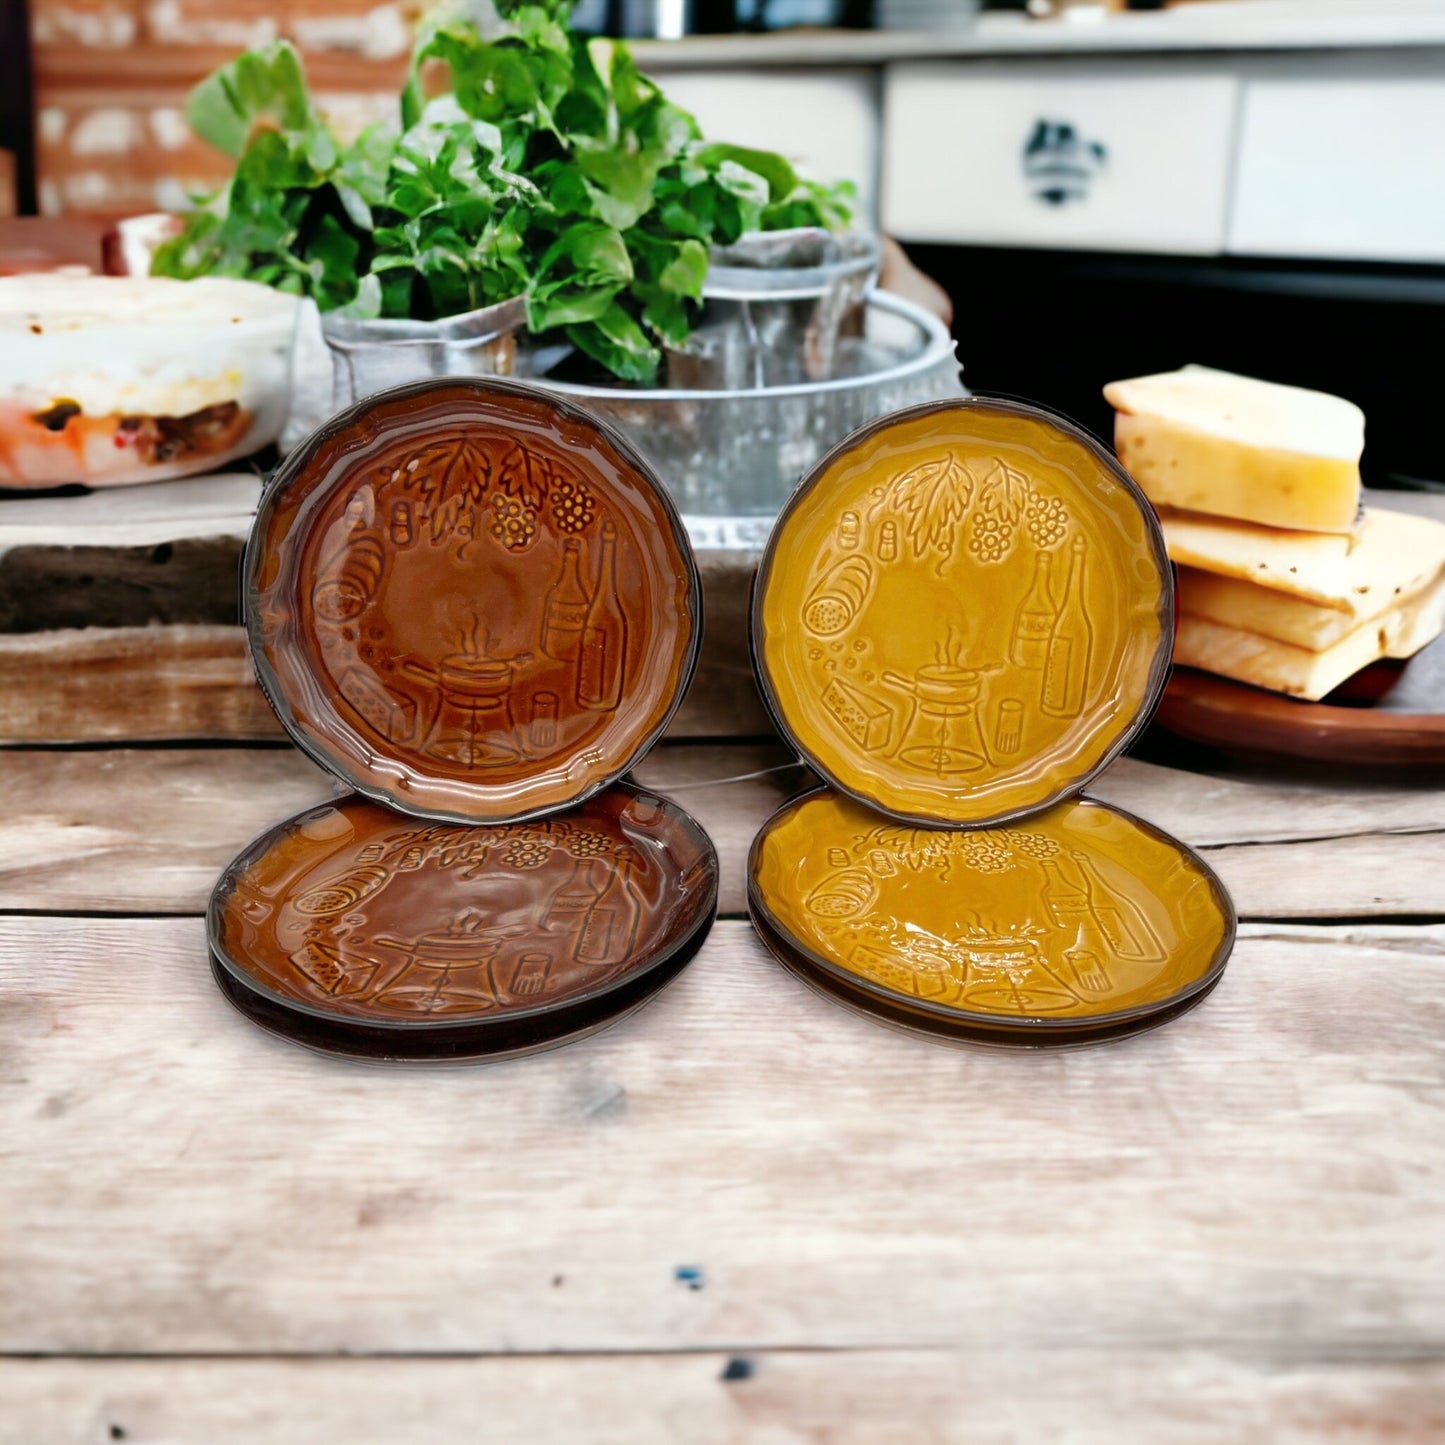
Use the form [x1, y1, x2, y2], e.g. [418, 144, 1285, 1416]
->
[975, 459, 1032, 527]
[496, 443, 545, 512]
[856, 825, 951, 874]
[878, 453, 974, 559]
[401, 436, 494, 508]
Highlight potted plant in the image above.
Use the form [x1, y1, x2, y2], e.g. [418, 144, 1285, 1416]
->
[151, 0, 861, 401]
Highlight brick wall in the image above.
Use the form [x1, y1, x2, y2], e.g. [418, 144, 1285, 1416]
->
[32, 1, 418, 218]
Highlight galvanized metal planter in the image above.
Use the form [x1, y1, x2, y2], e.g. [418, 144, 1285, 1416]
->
[321, 295, 527, 409]
[668, 228, 882, 390]
[533, 291, 962, 521]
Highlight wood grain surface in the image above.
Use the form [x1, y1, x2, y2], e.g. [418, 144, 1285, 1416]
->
[2, 914, 1444, 1359]
[2, 487, 1442, 1439]
[0, 553, 767, 742]
[0, 625, 284, 742]
[2, 745, 1440, 918]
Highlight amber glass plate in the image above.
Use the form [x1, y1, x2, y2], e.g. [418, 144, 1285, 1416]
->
[249, 378, 701, 824]
[752, 398, 1172, 827]
[748, 788, 1234, 1047]
[209, 784, 717, 1062]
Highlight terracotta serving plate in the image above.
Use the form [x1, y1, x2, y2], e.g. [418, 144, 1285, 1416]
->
[748, 788, 1235, 1048]
[752, 398, 1172, 827]
[1156, 641, 1445, 767]
[209, 784, 718, 1062]
[248, 377, 702, 824]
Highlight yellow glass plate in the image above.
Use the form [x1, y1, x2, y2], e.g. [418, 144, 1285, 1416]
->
[752, 398, 1172, 826]
[748, 788, 1234, 1042]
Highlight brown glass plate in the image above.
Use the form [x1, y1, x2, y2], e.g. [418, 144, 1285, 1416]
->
[747, 787, 1235, 1048]
[248, 378, 701, 824]
[208, 783, 718, 1062]
[1155, 647, 1445, 767]
[751, 398, 1173, 828]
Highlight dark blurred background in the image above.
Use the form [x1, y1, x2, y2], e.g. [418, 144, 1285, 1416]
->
[909, 244, 1445, 489]
[3, 0, 1441, 488]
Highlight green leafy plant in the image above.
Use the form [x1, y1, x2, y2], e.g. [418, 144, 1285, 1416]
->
[152, 3, 855, 382]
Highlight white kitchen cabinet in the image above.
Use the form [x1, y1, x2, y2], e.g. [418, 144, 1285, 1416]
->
[881, 63, 1238, 255]
[1230, 75, 1445, 263]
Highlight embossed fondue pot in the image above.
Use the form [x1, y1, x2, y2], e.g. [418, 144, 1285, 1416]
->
[209, 378, 716, 1062]
[747, 397, 1237, 1047]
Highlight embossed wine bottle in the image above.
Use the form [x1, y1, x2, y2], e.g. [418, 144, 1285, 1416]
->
[1041, 535, 1093, 718]
[1038, 854, 1093, 933]
[577, 520, 626, 712]
[543, 856, 603, 952]
[1010, 549, 1056, 669]
[575, 859, 642, 965]
[1071, 850, 1164, 962]
[541, 538, 588, 662]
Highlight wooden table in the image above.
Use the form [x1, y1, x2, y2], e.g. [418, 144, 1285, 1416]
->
[3, 513, 1444, 1439]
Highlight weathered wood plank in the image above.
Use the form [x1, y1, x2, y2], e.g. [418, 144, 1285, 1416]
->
[0, 743, 803, 916]
[1088, 757, 1445, 849]
[0, 625, 284, 742]
[1, 1353, 1442, 1445]
[2, 916, 1442, 1355]
[0, 745, 1439, 917]
[0, 475, 260, 634]
[1207, 832, 1445, 919]
[0, 474, 262, 546]
[0, 546, 766, 741]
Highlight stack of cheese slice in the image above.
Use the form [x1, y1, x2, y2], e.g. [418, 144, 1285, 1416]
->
[1166, 508, 1445, 699]
[1105, 366, 1445, 700]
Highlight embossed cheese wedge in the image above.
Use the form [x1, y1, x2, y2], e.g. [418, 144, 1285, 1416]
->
[748, 789, 1234, 1047]
[752, 398, 1172, 826]
[249, 378, 701, 823]
[210, 785, 718, 1062]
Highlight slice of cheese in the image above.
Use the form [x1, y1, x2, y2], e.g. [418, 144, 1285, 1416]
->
[1161, 505, 1445, 614]
[1105, 365, 1363, 534]
[1174, 571, 1445, 700]
[1176, 563, 1445, 652]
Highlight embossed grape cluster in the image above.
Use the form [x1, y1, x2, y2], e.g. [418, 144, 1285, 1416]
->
[966, 511, 1012, 564]
[956, 834, 1013, 873]
[1003, 829, 1060, 860]
[565, 831, 614, 858]
[1026, 494, 1069, 548]
[551, 479, 595, 535]
[500, 838, 550, 869]
[491, 495, 537, 551]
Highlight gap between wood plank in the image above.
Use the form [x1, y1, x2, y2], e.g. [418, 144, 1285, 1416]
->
[1, 1342, 1442, 1363]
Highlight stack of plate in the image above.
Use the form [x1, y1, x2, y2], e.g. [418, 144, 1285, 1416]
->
[209, 378, 718, 1062]
[748, 398, 1236, 1048]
